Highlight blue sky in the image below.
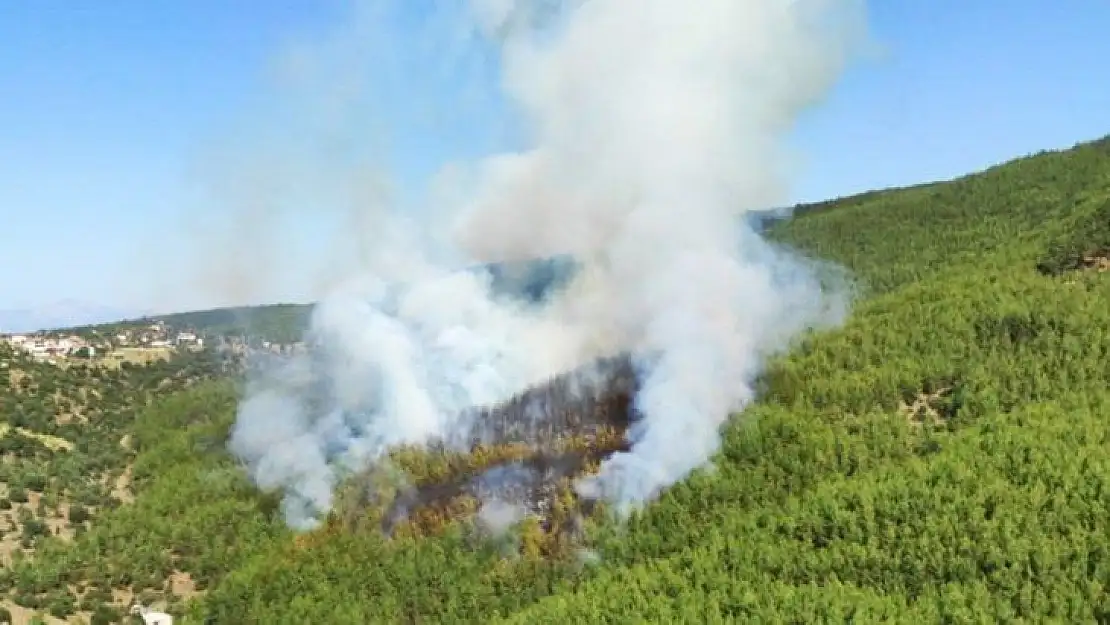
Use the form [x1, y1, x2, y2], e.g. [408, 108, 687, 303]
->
[1, 1, 1108, 317]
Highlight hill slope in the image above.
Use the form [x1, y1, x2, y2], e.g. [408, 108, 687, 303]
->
[0, 343, 228, 623]
[150, 304, 312, 345]
[5, 135, 1110, 623]
[494, 135, 1110, 623]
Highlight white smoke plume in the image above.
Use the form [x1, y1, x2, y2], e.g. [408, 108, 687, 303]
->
[228, 0, 865, 528]
[478, 499, 529, 535]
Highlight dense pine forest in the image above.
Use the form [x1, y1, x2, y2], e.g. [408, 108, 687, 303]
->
[2, 135, 1110, 623]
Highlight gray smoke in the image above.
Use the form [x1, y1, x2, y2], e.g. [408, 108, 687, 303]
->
[228, 0, 865, 529]
[478, 499, 529, 535]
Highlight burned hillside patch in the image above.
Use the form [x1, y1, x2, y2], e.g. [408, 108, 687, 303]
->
[315, 355, 641, 556]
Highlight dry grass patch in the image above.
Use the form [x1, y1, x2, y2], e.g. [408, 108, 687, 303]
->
[0, 600, 72, 624]
[104, 465, 134, 505]
[107, 348, 172, 367]
[0, 425, 72, 453]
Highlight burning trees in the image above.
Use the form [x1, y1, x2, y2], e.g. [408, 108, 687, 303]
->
[320, 354, 641, 554]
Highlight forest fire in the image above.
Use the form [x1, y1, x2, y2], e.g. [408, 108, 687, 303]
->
[302, 355, 641, 553]
[386, 355, 639, 539]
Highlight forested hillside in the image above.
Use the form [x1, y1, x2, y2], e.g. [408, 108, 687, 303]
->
[0, 345, 227, 623]
[149, 305, 312, 345]
[5, 135, 1110, 623]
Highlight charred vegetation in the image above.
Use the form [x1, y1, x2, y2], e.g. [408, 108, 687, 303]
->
[324, 354, 641, 554]
[455, 353, 639, 450]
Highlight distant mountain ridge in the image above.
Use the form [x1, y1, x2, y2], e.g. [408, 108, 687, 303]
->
[0, 299, 149, 334]
[1, 214, 803, 338]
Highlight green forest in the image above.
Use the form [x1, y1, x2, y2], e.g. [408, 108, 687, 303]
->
[149, 305, 312, 345]
[2, 135, 1110, 623]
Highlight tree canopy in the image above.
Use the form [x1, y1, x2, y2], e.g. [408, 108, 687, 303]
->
[4, 135, 1110, 622]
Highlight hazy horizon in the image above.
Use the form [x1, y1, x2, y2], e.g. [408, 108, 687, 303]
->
[3, 1, 1109, 317]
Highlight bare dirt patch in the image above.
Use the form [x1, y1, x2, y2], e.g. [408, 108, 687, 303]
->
[1066, 252, 1110, 283]
[900, 387, 954, 427]
[168, 570, 201, 601]
[110, 465, 135, 505]
[0, 528, 24, 568]
[0, 600, 71, 625]
[1081, 252, 1110, 272]
[95, 465, 134, 506]
[6, 369, 28, 392]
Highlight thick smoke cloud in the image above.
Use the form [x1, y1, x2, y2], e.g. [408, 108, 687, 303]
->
[228, 0, 865, 528]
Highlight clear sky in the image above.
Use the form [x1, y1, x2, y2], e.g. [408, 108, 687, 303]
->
[1, 1, 1108, 317]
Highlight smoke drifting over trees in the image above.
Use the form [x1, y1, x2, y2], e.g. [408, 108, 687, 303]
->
[226, 0, 865, 529]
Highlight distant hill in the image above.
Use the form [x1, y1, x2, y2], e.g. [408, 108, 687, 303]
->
[0, 300, 147, 334]
[6, 229, 768, 342]
[149, 303, 314, 344]
[119, 257, 578, 344]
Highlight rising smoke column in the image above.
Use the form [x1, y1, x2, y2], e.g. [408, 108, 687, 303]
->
[228, 0, 865, 528]
[455, 0, 863, 505]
